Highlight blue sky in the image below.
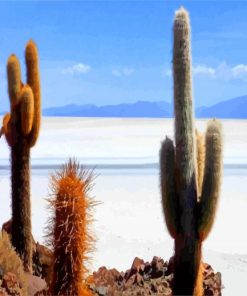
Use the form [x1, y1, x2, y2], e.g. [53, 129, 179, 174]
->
[0, 0, 247, 111]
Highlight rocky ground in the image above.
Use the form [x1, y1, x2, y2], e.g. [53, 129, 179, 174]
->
[87, 256, 222, 296]
[1, 221, 223, 295]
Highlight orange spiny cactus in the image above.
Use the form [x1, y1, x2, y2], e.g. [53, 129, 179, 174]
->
[47, 159, 96, 296]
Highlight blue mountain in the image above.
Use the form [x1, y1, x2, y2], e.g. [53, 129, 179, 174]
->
[42, 95, 247, 119]
[196, 95, 247, 118]
[43, 101, 173, 118]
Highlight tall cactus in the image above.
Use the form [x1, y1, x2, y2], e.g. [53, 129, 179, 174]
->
[160, 7, 223, 296]
[1, 40, 41, 272]
[47, 159, 95, 296]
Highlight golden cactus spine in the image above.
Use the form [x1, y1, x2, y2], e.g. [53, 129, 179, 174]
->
[160, 7, 223, 296]
[47, 159, 95, 296]
[1, 40, 41, 273]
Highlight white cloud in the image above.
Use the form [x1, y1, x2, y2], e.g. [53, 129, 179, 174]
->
[163, 65, 215, 77]
[163, 62, 247, 81]
[214, 62, 247, 81]
[214, 62, 233, 80]
[112, 67, 134, 77]
[232, 64, 247, 80]
[193, 65, 215, 76]
[62, 63, 91, 75]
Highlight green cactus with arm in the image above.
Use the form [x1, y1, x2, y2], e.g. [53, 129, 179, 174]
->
[160, 7, 223, 296]
[1, 40, 41, 272]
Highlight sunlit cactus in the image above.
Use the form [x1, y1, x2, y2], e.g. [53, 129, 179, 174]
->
[20, 86, 34, 135]
[198, 120, 223, 241]
[160, 7, 223, 296]
[196, 129, 205, 197]
[25, 40, 41, 147]
[1, 40, 41, 272]
[47, 159, 95, 296]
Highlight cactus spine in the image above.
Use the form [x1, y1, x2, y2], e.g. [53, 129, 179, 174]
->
[1, 40, 41, 272]
[160, 7, 223, 295]
[48, 159, 95, 296]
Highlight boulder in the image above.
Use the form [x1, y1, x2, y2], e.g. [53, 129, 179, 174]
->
[26, 274, 47, 296]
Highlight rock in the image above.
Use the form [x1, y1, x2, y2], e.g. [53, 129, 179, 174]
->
[109, 268, 121, 282]
[135, 273, 144, 286]
[89, 266, 123, 295]
[202, 263, 222, 296]
[124, 274, 136, 289]
[32, 242, 53, 286]
[124, 257, 145, 283]
[204, 288, 214, 296]
[124, 269, 130, 280]
[163, 287, 172, 296]
[131, 257, 144, 273]
[31, 252, 52, 290]
[26, 274, 47, 296]
[96, 286, 107, 295]
[34, 289, 50, 296]
[144, 262, 151, 274]
[215, 272, 221, 286]
[118, 271, 124, 282]
[151, 256, 165, 278]
[0, 288, 9, 296]
[151, 256, 164, 269]
[89, 256, 222, 296]
[151, 282, 158, 293]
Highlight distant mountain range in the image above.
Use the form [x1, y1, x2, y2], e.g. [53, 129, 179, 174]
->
[43, 95, 247, 118]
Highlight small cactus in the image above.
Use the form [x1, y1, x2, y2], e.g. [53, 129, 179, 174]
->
[160, 7, 223, 296]
[1, 40, 41, 272]
[47, 159, 95, 296]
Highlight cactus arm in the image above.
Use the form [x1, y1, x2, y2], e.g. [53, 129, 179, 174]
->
[160, 137, 179, 238]
[197, 119, 223, 241]
[25, 40, 41, 147]
[0, 113, 15, 146]
[20, 86, 34, 135]
[1, 113, 9, 135]
[3, 113, 11, 132]
[7, 55, 22, 109]
[196, 130, 205, 198]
